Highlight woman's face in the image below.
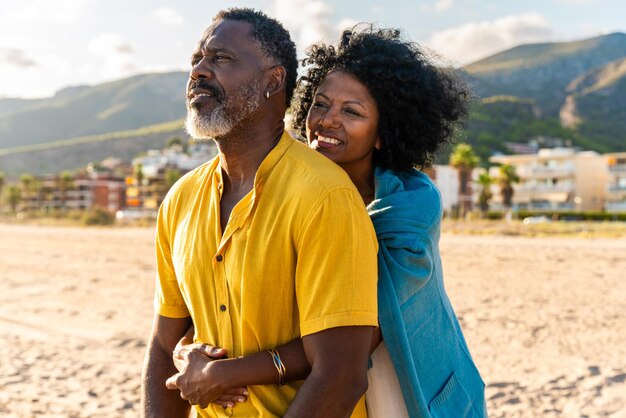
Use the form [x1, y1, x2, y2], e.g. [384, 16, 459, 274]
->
[306, 71, 380, 173]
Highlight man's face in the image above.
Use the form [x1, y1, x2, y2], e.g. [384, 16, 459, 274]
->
[185, 19, 269, 140]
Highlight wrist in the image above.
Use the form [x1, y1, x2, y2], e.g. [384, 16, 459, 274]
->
[203, 358, 231, 391]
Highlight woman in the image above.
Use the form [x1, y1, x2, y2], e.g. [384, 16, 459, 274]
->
[176, 26, 486, 417]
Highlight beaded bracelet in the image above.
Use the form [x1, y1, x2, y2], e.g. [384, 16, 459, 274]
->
[268, 348, 286, 386]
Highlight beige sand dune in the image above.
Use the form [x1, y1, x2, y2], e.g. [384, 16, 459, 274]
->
[0, 223, 624, 417]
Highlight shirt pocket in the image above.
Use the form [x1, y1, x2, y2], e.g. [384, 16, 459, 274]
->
[428, 372, 476, 418]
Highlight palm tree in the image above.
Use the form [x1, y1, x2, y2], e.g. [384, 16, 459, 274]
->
[450, 143, 480, 216]
[57, 171, 74, 212]
[20, 174, 34, 212]
[497, 164, 520, 209]
[134, 163, 145, 207]
[476, 170, 494, 216]
[6, 185, 21, 212]
[0, 172, 5, 212]
[165, 168, 182, 189]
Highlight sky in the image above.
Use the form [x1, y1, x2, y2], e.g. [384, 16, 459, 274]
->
[0, 0, 624, 99]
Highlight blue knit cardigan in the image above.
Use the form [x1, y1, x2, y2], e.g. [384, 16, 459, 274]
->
[368, 167, 487, 418]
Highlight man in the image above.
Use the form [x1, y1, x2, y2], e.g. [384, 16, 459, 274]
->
[140, 8, 378, 418]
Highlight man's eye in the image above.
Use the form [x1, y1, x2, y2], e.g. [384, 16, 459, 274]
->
[312, 101, 327, 108]
[214, 54, 230, 61]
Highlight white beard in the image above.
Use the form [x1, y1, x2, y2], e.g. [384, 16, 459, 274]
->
[185, 78, 261, 141]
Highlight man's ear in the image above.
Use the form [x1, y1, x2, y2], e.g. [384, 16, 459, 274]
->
[265, 66, 286, 98]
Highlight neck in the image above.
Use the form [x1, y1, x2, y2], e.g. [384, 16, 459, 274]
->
[341, 162, 376, 205]
[215, 118, 284, 192]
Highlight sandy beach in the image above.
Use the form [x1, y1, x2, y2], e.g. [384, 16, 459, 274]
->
[1, 223, 625, 417]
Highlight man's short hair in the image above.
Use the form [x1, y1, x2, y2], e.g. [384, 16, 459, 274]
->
[215, 8, 298, 107]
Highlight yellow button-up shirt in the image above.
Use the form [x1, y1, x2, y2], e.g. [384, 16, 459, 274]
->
[155, 131, 378, 417]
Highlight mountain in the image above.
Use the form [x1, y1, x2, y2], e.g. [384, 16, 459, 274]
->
[465, 32, 626, 116]
[2, 33, 626, 176]
[0, 120, 186, 177]
[459, 32, 626, 164]
[0, 71, 188, 150]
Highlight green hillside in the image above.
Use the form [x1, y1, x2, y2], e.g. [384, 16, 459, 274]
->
[453, 32, 626, 164]
[0, 71, 188, 150]
[0, 120, 186, 178]
[465, 32, 626, 116]
[566, 57, 626, 150]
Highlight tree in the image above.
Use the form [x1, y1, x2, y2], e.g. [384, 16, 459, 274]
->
[56, 171, 75, 212]
[165, 168, 182, 190]
[0, 172, 5, 212]
[20, 174, 34, 211]
[497, 164, 520, 209]
[450, 143, 480, 216]
[6, 185, 21, 212]
[167, 136, 187, 153]
[134, 163, 145, 207]
[476, 170, 494, 215]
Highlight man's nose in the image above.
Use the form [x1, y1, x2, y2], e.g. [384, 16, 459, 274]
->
[190, 57, 214, 80]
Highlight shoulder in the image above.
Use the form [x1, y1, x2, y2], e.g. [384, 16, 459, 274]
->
[160, 157, 217, 215]
[374, 168, 442, 218]
[274, 137, 360, 198]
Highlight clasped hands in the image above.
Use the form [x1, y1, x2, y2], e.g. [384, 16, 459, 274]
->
[165, 340, 249, 409]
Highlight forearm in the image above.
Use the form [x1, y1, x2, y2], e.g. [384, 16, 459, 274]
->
[141, 338, 190, 418]
[285, 368, 366, 418]
[212, 338, 311, 388]
[285, 326, 373, 418]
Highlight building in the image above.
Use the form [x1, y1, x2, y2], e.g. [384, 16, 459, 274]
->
[489, 148, 607, 212]
[428, 165, 480, 215]
[19, 171, 126, 213]
[605, 152, 626, 213]
[126, 142, 217, 210]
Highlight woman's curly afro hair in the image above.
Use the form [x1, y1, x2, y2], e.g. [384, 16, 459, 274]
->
[292, 26, 470, 172]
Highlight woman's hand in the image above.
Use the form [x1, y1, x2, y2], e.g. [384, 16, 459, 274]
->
[171, 338, 249, 408]
[166, 348, 227, 408]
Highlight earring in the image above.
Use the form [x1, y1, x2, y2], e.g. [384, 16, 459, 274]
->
[265, 91, 270, 99]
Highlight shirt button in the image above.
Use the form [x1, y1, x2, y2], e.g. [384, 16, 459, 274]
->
[220, 304, 227, 312]
[216, 255, 223, 261]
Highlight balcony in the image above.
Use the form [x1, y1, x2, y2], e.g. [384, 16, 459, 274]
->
[605, 201, 626, 212]
[608, 164, 626, 173]
[516, 183, 575, 194]
[527, 166, 576, 179]
[607, 185, 626, 193]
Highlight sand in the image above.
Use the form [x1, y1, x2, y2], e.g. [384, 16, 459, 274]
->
[0, 223, 625, 417]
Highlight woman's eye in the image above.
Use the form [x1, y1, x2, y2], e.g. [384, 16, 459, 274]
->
[345, 108, 361, 116]
[312, 101, 328, 108]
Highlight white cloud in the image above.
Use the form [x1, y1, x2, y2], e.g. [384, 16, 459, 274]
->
[88, 33, 134, 57]
[86, 33, 136, 81]
[268, 0, 335, 53]
[337, 18, 360, 33]
[0, 48, 37, 68]
[425, 13, 557, 65]
[434, 0, 454, 12]
[1, 0, 94, 24]
[150, 7, 184, 26]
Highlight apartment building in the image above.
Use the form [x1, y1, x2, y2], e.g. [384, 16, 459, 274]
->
[489, 148, 607, 211]
[606, 152, 626, 212]
[20, 172, 126, 213]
